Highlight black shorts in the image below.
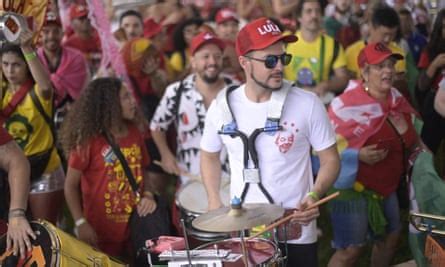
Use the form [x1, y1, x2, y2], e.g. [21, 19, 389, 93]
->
[279, 242, 318, 267]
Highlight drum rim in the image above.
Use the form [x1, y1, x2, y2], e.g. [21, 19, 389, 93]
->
[31, 220, 61, 266]
[195, 237, 280, 265]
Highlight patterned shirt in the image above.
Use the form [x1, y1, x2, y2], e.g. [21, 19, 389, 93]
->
[150, 74, 236, 183]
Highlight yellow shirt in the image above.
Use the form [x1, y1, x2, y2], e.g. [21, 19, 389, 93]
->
[345, 40, 406, 78]
[284, 31, 347, 84]
[2, 85, 61, 172]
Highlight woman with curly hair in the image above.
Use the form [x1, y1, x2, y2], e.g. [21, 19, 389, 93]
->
[60, 77, 156, 259]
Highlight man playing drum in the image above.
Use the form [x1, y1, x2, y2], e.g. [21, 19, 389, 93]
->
[200, 17, 340, 267]
[150, 31, 238, 232]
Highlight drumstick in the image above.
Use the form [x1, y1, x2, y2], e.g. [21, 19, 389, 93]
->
[153, 160, 201, 181]
[247, 191, 340, 240]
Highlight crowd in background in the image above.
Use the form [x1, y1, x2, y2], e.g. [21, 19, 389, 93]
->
[1, 0, 445, 266]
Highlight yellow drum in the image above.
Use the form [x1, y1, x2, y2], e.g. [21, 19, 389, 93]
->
[0, 220, 126, 266]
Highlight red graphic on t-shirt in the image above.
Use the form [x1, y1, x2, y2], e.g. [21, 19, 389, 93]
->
[275, 130, 295, 153]
[275, 121, 298, 153]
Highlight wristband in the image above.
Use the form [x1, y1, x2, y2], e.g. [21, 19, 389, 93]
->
[75, 217, 87, 227]
[307, 191, 320, 201]
[8, 208, 26, 219]
[24, 51, 37, 61]
[143, 191, 155, 199]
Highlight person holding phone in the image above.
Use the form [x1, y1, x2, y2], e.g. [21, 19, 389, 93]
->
[327, 42, 421, 267]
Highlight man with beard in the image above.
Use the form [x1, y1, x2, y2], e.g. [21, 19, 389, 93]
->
[37, 11, 89, 127]
[150, 32, 236, 229]
[200, 17, 340, 266]
[63, 4, 101, 75]
[284, 0, 349, 105]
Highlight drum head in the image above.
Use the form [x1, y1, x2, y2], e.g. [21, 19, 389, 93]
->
[177, 180, 230, 215]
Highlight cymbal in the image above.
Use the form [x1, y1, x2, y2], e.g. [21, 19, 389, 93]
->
[192, 204, 285, 232]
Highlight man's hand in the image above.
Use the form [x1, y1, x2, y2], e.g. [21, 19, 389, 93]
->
[159, 153, 181, 175]
[137, 196, 157, 216]
[77, 222, 98, 247]
[7, 216, 36, 259]
[208, 197, 223, 211]
[290, 195, 320, 226]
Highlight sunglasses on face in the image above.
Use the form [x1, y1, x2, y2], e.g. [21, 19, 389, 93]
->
[244, 53, 292, 69]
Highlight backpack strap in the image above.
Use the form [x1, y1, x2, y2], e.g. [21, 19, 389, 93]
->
[29, 87, 56, 141]
[329, 39, 340, 76]
[103, 132, 140, 199]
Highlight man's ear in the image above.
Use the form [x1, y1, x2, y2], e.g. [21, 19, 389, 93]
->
[239, 55, 248, 71]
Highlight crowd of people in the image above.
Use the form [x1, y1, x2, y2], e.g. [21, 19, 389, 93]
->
[0, 0, 445, 266]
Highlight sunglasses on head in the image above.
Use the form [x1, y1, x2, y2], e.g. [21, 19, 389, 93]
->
[244, 53, 292, 69]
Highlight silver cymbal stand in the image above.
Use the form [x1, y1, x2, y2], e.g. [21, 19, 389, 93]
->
[180, 219, 193, 266]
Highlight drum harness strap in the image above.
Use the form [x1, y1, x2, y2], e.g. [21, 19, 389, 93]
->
[216, 81, 292, 205]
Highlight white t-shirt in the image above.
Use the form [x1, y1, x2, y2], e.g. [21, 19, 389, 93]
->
[201, 82, 336, 244]
[150, 74, 235, 183]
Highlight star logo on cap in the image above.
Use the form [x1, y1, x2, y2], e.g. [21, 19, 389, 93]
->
[222, 10, 235, 18]
[203, 33, 214, 40]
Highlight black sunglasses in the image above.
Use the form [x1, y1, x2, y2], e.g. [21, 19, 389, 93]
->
[244, 53, 292, 69]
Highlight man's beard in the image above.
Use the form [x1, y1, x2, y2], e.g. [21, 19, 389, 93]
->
[201, 73, 219, 84]
[250, 69, 283, 91]
[200, 66, 221, 84]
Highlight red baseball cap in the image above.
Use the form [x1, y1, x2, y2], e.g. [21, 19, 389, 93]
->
[143, 19, 163, 39]
[190, 31, 225, 55]
[235, 17, 297, 56]
[215, 8, 239, 24]
[43, 11, 62, 27]
[69, 4, 88, 20]
[358, 42, 403, 68]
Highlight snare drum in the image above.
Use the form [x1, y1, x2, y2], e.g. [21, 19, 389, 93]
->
[176, 180, 230, 241]
[0, 220, 125, 266]
[196, 237, 282, 267]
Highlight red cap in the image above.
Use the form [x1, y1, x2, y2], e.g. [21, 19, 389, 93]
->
[143, 19, 163, 39]
[357, 42, 403, 68]
[235, 17, 297, 56]
[215, 8, 239, 24]
[69, 4, 88, 20]
[190, 31, 225, 55]
[43, 11, 62, 27]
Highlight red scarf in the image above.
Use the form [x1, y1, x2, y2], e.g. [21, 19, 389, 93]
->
[328, 80, 418, 150]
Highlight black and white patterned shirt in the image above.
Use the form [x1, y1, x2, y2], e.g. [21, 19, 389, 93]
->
[150, 74, 236, 183]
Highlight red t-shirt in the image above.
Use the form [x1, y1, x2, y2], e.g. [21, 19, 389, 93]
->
[64, 32, 101, 62]
[356, 114, 417, 197]
[418, 50, 444, 92]
[68, 124, 149, 243]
